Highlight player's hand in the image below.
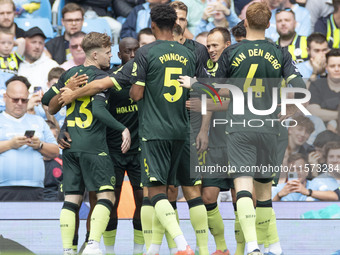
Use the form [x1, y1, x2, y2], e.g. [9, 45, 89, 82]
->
[10, 136, 28, 149]
[196, 130, 209, 153]
[121, 128, 131, 154]
[26, 136, 41, 150]
[57, 130, 72, 149]
[67, 72, 88, 91]
[186, 98, 202, 112]
[178, 75, 193, 89]
[59, 87, 75, 107]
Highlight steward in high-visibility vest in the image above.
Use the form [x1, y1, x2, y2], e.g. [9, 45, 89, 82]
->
[277, 33, 308, 63]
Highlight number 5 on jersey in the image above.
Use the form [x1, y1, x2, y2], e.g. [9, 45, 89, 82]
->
[163, 67, 183, 102]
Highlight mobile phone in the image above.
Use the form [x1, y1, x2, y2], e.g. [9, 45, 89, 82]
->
[207, 0, 217, 4]
[288, 172, 298, 181]
[34, 86, 42, 93]
[24, 130, 35, 138]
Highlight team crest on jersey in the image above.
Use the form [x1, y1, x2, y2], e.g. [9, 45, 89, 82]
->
[207, 59, 214, 69]
[110, 176, 116, 186]
[132, 62, 137, 76]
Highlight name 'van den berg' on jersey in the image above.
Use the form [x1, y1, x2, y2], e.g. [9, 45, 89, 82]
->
[130, 40, 196, 140]
[215, 40, 305, 134]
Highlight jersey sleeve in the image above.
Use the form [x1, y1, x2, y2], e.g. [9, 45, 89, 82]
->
[281, 47, 306, 89]
[41, 73, 67, 106]
[194, 42, 210, 78]
[110, 59, 133, 90]
[130, 47, 148, 86]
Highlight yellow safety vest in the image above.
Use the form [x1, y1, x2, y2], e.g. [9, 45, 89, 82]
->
[326, 14, 340, 49]
[277, 34, 308, 63]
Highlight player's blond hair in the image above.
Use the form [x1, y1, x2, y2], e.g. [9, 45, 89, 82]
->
[246, 2, 271, 30]
[81, 32, 112, 54]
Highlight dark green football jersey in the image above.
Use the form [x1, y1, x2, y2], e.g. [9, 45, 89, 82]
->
[107, 59, 139, 154]
[216, 39, 305, 134]
[130, 40, 196, 140]
[184, 39, 211, 138]
[42, 65, 112, 153]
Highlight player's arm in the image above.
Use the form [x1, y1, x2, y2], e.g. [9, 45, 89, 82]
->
[129, 48, 147, 101]
[42, 76, 66, 115]
[92, 94, 131, 153]
[196, 112, 211, 153]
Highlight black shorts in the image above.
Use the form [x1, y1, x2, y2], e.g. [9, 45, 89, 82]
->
[227, 132, 277, 183]
[140, 140, 185, 187]
[110, 151, 142, 189]
[63, 151, 115, 193]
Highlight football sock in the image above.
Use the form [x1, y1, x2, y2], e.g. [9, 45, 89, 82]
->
[205, 202, 227, 252]
[141, 197, 154, 251]
[188, 197, 209, 255]
[256, 200, 272, 245]
[267, 209, 282, 254]
[89, 199, 113, 243]
[60, 202, 79, 250]
[165, 202, 178, 251]
[103, 217, 117, 254]
[133, 218, 144, 254]
[234, 210, 245, 255]
[236, 191, 259, 253]
[151, 194, 187, 251]
[72, 234, 78, 252]
[149, 212, 164, 254]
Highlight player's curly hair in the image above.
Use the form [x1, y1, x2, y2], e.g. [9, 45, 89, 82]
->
[81, 32, 112, 54]
[150, 4, 177, 31]
[246, 2, 271, 30]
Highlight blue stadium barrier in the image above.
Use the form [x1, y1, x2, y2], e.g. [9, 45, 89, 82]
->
[14, 17, 55, 40]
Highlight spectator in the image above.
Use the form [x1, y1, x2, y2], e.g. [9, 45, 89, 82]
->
[307, 48, 340, 125]
[195, 31, 208, 47]
[31, 67, 66, 129]
[43, 120, 63, 201]
[112, 0, 145, 18]
[60, 31, 86, 70]
[306, 0, 333, 29]
[313, 130, 340, 166]
[137, 28, 155, 47]
[182, 0, 239, 36]
[269, 0, 312, 42]
[296, 33, 329, 82]
[120, 0, 168, 39]
[287, 115, 315, 159]
[195, 0, 240, 37]
[275, 8, 308, 63]
[45, 3, 84, 64]
[231, 19, 246, 43]
[0, 28, 25, 112]
[18, 27, 59, 94]
[0, 0, 25, 38]
[272, 153, 315, 201]
[315, 0, 340, 49]
[0, 76, 59, 201]
[309, 141, 340, 190]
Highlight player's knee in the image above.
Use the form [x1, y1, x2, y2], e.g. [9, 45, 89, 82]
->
[97, 191, 115, 205]
[236, 190, 252, 202]
[182, 185, 201, 201]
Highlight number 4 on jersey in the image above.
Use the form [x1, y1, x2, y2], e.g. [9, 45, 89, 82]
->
[243, 64, 265, 98]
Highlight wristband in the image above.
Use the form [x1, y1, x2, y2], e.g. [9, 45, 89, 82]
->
[38, 142, 44, 151]
[308, 189, 313, 197]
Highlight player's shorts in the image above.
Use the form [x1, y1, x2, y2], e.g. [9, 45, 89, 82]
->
[109, 151, 142, 189]
[140, 140, 185, 187]
[202, 147, 233, 190]
[176, 138, 202, 187]
[62, 150, 115, 194]
[272, 126, 288, 186]
[226, 132, 278, 183]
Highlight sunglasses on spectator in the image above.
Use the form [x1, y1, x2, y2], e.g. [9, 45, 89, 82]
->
[275, 8, 294, 14]
[63, 18, 83, 24]
[70, 44, 82, 50]
[6, 94, 29, 104]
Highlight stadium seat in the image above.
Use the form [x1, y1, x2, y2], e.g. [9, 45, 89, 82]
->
[14, 18, 55, 40]
[110, 44, 120, 66]
[81, 18, 112, 38]
[34, 0, 52, 22]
